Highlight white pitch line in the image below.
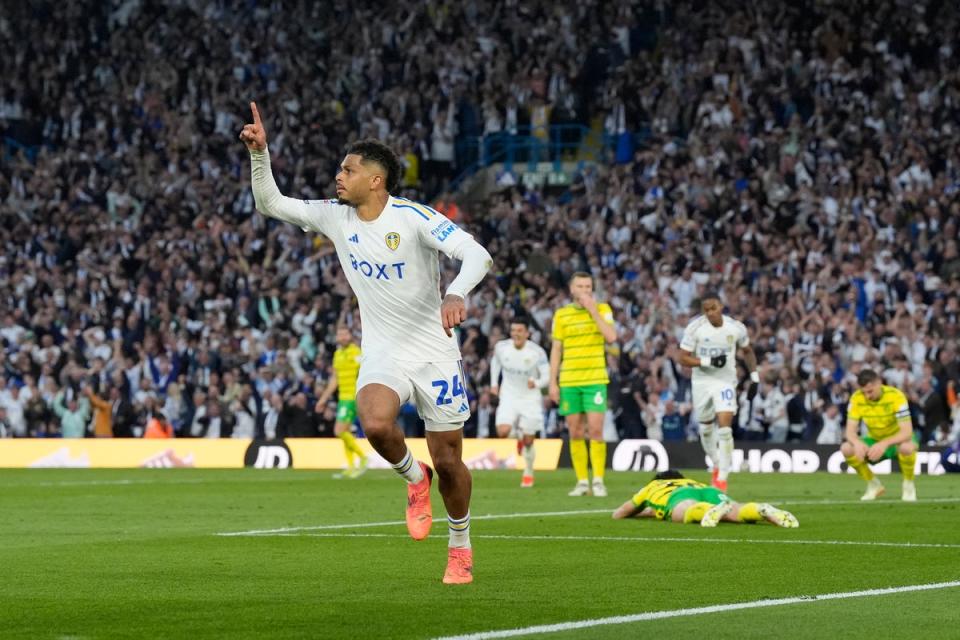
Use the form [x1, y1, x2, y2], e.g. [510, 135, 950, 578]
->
[215, 509, 612, 537]
[252, 531, 960, 550]
[780, 497, 960, 506]
[27, 478, 208, 488]
[14, 475, 332, 488]
[431, 580, 960, 640]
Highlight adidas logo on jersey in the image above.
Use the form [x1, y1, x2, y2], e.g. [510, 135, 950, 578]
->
[348, 234, 359, 243]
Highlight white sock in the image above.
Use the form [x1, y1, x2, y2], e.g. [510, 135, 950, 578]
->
[717, 427, 734, 481]
[448, 512, 471, 549]
[523, 442, 535, 475]
[391, 448, 424, 484]
[699, 422, 717, 468]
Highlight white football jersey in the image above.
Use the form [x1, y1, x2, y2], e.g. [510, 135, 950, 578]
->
[679, 314, 749, 384]
[490, 339, 550, 405]
[253, 185, 474, 362]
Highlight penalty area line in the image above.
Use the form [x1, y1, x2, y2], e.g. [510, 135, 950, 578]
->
[430, 580, 960, 640]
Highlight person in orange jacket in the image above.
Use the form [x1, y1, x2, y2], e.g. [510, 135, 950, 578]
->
[84, 385, 114, 438]
[144, 410, 174, 439]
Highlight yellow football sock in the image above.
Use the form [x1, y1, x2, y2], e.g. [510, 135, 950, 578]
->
[347, 432, 366, 458]
[737, 502, 762, 523]
[899, 451, 916, 481]
[571, 439, 589, 482]
[589, 440, 606, 481]
[845, 455, 875, 481]
[683, 502, 712, 524]
[339, 432, 359, 467]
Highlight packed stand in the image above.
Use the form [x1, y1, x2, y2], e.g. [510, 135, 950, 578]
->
[0, 1, 959, 449]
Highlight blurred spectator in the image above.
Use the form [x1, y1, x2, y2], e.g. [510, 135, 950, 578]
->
[0, 406, 11, 438]
[108, 386, 136, 438]
[144, 411, 174, 439]
[52, 391, 90, 438]
[277, 392, 319, 438]
[660, 400, 685, 442]
[0, 383, 28, 437]
[85, 385, 114, 438]
[261, 392, 283, 441]
[761, 382, 789, 443]
[640, 392, 664, 441]
[785, 381, 807, 442]
[816, 404, 844, 445]
[194, 399, 236, 439]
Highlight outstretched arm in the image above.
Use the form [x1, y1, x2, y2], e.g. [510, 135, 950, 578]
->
[612, 500, 653, 519]
[240, 102, 322, 231]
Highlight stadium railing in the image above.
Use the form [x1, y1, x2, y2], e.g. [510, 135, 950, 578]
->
[450, 124, 593, 191]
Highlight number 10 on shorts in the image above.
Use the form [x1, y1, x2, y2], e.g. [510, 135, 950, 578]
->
[432, 375, 465, 406]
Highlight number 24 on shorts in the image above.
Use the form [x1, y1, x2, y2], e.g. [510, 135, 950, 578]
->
[432, 374, 465, 406]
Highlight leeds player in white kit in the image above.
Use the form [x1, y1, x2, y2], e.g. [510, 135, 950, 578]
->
[489, 317, 550, 487]
[676, 292, 759, 491]
[241, 103, 491, 585]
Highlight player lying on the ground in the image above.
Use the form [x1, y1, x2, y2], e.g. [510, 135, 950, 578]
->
[611, 470, 799, 528]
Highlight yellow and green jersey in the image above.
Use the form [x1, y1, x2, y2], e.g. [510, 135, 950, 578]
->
[847, 385, 911, 440]
[552, 302, 614, 387]
[332, 344, 362, 401]
[630, 478, 706, 520]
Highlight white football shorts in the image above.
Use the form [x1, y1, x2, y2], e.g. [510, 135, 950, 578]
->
[495, 398, 544, 435]
[692, 379, 737, 423]
[356, 354, 471, 431]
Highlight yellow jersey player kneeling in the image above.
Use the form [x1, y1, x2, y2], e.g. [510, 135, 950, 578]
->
[841, 368, 919, 501]
[612, 470, 798, 528]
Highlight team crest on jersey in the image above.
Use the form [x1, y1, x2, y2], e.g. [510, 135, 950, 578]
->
[385, 232, 400, 251]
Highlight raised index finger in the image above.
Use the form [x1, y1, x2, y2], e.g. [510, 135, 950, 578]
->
[250, 101, 262, 126]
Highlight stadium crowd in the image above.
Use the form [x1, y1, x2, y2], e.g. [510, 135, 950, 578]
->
[1, 0, 959, 448]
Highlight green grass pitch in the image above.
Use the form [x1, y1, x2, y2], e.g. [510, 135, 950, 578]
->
[1, 468, 958, 639]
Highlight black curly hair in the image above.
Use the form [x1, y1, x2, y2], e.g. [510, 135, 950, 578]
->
[345, 139, 401, 193]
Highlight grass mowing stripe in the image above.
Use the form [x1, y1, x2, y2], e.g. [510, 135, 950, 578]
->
[254, 531, 960, 550]
[214, 508, 613, 536]
[430, 580, 960, 640]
